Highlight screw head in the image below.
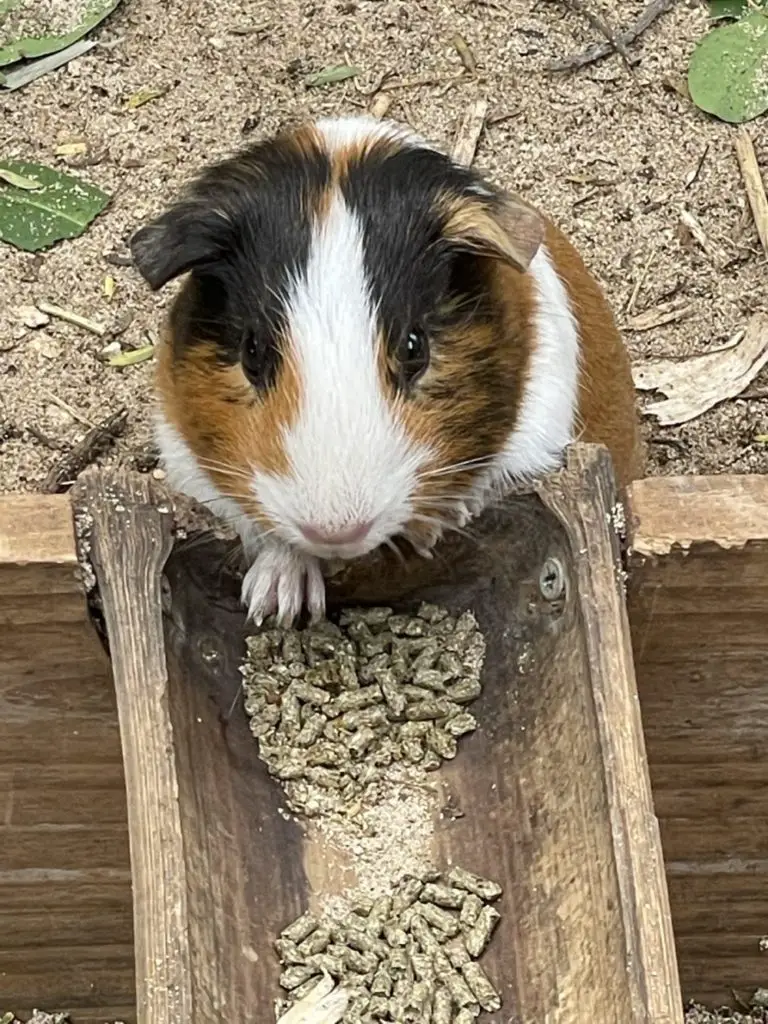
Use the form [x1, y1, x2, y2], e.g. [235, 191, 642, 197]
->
[539, 557, 566, 601]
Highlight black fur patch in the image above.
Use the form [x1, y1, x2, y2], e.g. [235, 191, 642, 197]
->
[340, 144, 496, 377]
[135, 132, 331, 389]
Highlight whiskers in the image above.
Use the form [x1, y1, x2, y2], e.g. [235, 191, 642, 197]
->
[196, 457, 255, 484]
[418, 454, 496, 481]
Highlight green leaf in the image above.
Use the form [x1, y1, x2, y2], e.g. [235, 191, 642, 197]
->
[688, 11, 768, 123]
[0, 166, 40, 189]
[0, 0, 122, 67]
[708, 0, 749, 19]
[0, 159, 110, 252]
[107, 344, 155, 367]
[304, 64, 360, 87]
[0, 38, 95, 90]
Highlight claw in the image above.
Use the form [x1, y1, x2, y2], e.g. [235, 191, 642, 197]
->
[241, 541, 325, 627]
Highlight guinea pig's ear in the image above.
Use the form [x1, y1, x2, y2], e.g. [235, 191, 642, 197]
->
[442, 192, 544, 274]
[129, 202, 230, 291]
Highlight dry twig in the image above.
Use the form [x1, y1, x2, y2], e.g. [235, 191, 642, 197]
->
[42, 391, 95, 428]
[548, 0, 679, 72]
[42, 407, 128, 493]
[734, 128, 768, 260]
[452, 99, 489, 168]
[36, 300, 106, 337]
[555, 0, 634, 69]
[624, 245, 658, 315]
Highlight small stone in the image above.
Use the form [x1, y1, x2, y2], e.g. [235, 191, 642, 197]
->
[99, 340, 122, 360]
[15, 304, 49, 328]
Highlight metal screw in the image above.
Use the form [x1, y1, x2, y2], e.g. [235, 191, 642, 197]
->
[538, 557, 565, 601]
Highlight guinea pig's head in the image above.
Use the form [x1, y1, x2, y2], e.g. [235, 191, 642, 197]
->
[130, 116, 544, 561]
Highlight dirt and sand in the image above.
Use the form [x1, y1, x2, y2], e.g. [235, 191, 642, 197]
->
[0, 0, 767, 492]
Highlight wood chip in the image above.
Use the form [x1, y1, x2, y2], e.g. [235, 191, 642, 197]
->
[451, 33, 478, 75]
[369, 93, 392, 119]
[633, 313, 768, 426]
[734, 128, 768, 259]
[623, 300, 694, 333]
[451, 98, 489, 168]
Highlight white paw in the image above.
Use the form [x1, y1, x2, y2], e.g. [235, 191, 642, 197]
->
[241, 542, 325, 627]
[455, 501, 473, 528]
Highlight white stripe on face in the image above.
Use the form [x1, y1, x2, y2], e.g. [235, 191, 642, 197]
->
[252, 186, 432, 559]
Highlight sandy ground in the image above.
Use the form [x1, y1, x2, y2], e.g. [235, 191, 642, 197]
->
[0, 0, 767, 494]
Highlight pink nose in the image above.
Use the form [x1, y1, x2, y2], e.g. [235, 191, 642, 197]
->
[299, 520, 373, 546]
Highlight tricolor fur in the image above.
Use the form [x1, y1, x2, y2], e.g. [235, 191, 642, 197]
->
[132, 115, 641, 623]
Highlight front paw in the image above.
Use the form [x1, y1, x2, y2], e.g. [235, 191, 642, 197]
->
[241, 543, 325, 627]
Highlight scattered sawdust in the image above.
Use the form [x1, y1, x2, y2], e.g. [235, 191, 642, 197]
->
[1, 0, 767, 493]
[0, 0, 97, 43]
[310, 763, 437, 921]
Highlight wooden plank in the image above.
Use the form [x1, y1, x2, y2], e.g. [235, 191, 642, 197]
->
[0, 493, 78, 565]
[627, 473, 768, 1007]
[75, 447, 680, 1024]
[55, 1010, 135, 1024]
[536, 446, 682, 1024]
[0, 492, 135, 1020]
[0, 825, 130, 872]
[0, 944, 135, 1009]
[628, 475, 768, 554]
[0, 880, 133, 948]
[72, 469, 186, 1024]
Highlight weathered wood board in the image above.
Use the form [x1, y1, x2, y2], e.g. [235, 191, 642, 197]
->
[0, 496, 135, 1024]
[62, 444, 681, 1024]
[627, 474, 768, 1009]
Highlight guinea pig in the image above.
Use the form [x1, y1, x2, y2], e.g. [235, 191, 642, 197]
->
[130, 115, 643, 627]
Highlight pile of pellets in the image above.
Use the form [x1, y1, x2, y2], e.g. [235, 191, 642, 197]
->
[241, 604, 486, 819]
[275, 867, 502, 1024]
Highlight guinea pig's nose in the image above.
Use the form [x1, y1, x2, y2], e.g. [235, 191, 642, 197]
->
[299, 520, 373, 547]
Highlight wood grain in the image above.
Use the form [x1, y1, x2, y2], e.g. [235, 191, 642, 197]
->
[75, 445, 679, 1023]
[541, 447, 681, 1024]
[0, 490, 133, 1022]
[627, 472, 768, 1007]
[71, 468, 183, 1024]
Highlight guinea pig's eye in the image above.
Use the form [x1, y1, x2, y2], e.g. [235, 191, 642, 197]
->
[241, 329, 281, 391]
[398, 328, 430, 385]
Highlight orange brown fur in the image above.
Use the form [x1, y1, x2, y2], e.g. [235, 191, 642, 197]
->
[543, 220, 645, 487]
[156, 329, 300, 521]
[401, 260, 536, 507]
